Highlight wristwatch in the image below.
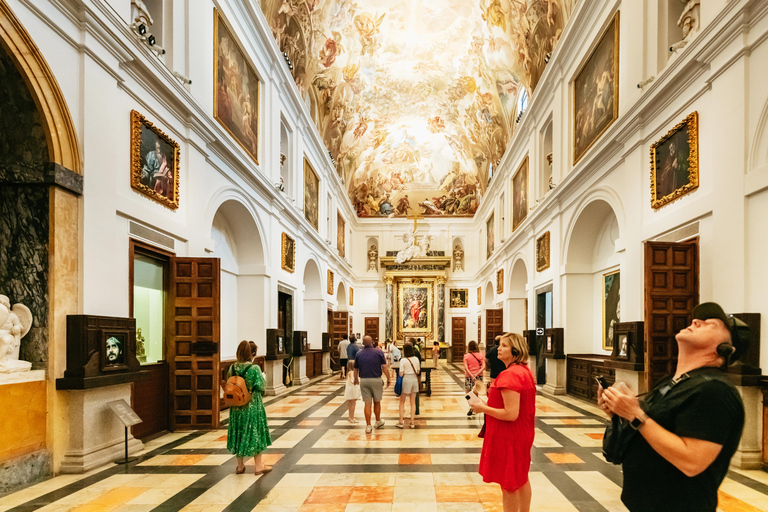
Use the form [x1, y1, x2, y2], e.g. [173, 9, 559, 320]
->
[629, 412, 648, 430]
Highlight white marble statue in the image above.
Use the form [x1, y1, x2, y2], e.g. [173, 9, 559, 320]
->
[0, 295, 33, 373]
[368, 244, 378, 271]
[394, 231, 433, 264]
[131, 0, 154, 26]
[678, 0, 701, 42]
[453, 244, 464, 271]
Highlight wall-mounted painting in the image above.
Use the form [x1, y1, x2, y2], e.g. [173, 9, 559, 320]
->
[486, 214, 494, 259]
[349, 287, 354, 306]
[449, 289, 468, 308]
[536, 231, 550, 272]
[101, 331, 128, 372]
[573, 12, 620, 164]
[650, 111, 699, 209]
[399, 282, 432, 332]
[337, 211, 345, 257]
[130, 110, 180, 210]
[477, 286, 482, 306]
[304, 159, 319, 231]
[496, 269, 504, 294]
[214, 9, 260, 164]
[603, 269, 620, 350]
[327, 270, 334, 295]
[281, 232, 295, 273]
[512, 157, 528, 231]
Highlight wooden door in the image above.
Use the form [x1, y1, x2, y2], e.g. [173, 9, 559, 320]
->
[486, 308, 504, 346]
[451, 317, 466, 362]
[644, 241, 698, 390]
[168, 257, 220, 430]
[364, 317, 379, 342]
[330, 311, 348, 370]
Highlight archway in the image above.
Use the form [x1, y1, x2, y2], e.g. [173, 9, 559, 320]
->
[336, 282, 348, 312]
[563, 199, 620, 354]
[302, 258, 323, 348]
[507, 258, 529, 334]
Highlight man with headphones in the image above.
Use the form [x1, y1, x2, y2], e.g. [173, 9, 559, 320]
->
[599, 302, 749, 512]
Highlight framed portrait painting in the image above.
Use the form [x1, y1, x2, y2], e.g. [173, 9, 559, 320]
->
[486, 214, 494, 259]
[536, 231, 550, 272]
[130, 110, 180, 210]
[214, 9, 260, 164]
[337, 211, 345, 257]
[327, 270, 334, 295]
[496, 269, 504, 294]
[650, 111, 699, 209]
[603, 269, 620, 350]
[477, 286, 482, 306]
[512, 157, 528, 231]
[281, 232, 295, 273]
[399, 282, 432, 332]
[101, 331, 129, 372]
[449, 289, 468, 308]
[349, 287, 354, 306]
[573, 12, 620, 164]
[304, 159, 319, 231]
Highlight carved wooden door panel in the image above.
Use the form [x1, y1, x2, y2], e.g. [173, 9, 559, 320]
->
[486, 308, 504, 346]
[644, 241, 698, 390]
[330, 311, 348, 370]
[451, 317, 466, 362]
[364, 317, 379, 343]
[168, 257, 220, 430]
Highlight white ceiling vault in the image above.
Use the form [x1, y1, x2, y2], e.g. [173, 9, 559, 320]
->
[261, 0, 576, 218]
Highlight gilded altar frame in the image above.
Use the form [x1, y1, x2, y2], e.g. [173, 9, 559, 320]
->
[281, 232, 295, 273]
[398, 280, 433, 337]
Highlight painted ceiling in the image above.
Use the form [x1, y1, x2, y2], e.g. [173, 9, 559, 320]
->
[262, 0, 576, 217]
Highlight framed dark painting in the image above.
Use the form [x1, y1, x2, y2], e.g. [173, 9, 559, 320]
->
[496, 269, 504, 294]
[130, 110, 180, 210]
[281, 232, 295, 273]
[536, 231, 550, 272]
[337, 211, 345, 258]
[304, 159, 319, 231]
[477, 286, 482, 306]
[603, 269, 620, 351]
[512, 157, 528, 231]
[101, 331, 129, 372]
[449, 289, 468, 308]
[486, 214, 494, 259]
[650, 111, 699, 209]
[573, 12, 620, 164]
[399, 282, 431, 332]
[327, 270, 334, 295]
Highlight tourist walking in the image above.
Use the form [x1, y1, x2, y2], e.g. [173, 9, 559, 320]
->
[344, 360, 361, 423]
[470, 333, 536, 512]
[397, 342, 421, 428]
[227, 340, 273, 475]
[354, 335, 391, 433]
[432, 341, 440, 368]
[463, 340, 486, 416]
[338, 334, 350, 380]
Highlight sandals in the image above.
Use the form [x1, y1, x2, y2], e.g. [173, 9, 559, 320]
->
[235, 465, 246, 474]
[396, 422, 404, 429]
[254, 465, 273, 475]
[409, 423, 416, 429]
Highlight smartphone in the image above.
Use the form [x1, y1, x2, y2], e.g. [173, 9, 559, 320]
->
[465, 391, 480, 405]
[594, 375, 610, 388]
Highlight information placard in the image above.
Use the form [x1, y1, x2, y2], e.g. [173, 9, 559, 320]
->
[107, 399, 143, 427]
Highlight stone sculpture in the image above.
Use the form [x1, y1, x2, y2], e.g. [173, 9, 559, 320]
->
[0, 295, 33, 373]
[368, 244, 378, 271]
[394, 231, 433, 264]
[678, 0, 701, 42]
[453, 244, 464, 271]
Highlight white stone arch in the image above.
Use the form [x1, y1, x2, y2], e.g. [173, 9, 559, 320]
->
[507, 256, 529, 334]
[336, 281, 348, 312]
[562, 187, 625, 267]
[562, 195, 622, 355]
[205, 187, 269, 268]
[301, 256, 324, 348]
[749, 97, 768, 173]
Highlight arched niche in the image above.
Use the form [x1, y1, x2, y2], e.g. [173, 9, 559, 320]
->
[210, 199, 266, 359]
[366, 237, 379, 272]
[279, 119, 293, 198]
[452, 237, 465, 272]
[484, 281, 495, 309]
[508, 258, 529, 333]
[336, 281, 348, 312]
[302, 257, 324, 348]
[563, 199, 621, 355]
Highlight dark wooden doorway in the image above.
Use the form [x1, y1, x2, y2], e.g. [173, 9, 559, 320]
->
[329, 310, 349, 370]
[451, 317, 466, 362]
[486, 308, 504, 346]
[168, 257, 221, 430]
[364, 317, 379, 343]
[278, 291, 294, 387]
[644, 240, 698, 390]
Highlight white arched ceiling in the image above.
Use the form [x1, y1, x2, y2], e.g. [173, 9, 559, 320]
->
[302, 258, 322, 300]
[484, 281, 495, 309]
[509, 258, 528, 299]
[210, 199, 265, 269]
[336, 281, 348, 312]
[565, 199, 619, 268]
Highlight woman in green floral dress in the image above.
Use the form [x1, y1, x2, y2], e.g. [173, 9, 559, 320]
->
[228, 340, 272, 474]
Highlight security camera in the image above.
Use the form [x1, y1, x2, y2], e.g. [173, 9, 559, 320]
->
[151, 44, 166, 55]
[173, 71, 192, 84]
[670, 40, 688, 52]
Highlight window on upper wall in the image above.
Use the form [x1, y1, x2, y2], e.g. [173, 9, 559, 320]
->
[280, 121, 292, 198]
[516, 89, 529, 124]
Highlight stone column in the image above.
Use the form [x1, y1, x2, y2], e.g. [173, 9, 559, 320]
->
[385, 276, 394, 341]
[437, 276, 445, 343]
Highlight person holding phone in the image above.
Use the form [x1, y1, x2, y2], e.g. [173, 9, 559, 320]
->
[469, 333, 536, 512]
[463, 340, 485, 416]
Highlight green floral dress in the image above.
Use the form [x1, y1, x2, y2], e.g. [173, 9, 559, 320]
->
[226, 362, 272, 457]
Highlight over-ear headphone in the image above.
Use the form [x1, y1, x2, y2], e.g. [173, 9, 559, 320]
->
[510, 346, 520, 357]
[716, 343, 736, 363]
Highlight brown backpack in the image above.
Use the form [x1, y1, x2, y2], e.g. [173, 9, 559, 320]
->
[223, 365, 252, 407]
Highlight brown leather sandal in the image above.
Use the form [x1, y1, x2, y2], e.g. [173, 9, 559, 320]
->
[254, 465, 273, 475]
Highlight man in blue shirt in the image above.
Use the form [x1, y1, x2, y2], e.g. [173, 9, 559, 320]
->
[354, 335, 391, 434]
[346, 335, 361, 361]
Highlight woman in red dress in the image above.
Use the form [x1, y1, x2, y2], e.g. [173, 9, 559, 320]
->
[470, 332, 536, 512]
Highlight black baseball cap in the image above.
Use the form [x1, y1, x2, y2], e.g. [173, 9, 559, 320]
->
[692, 302, 751, 363]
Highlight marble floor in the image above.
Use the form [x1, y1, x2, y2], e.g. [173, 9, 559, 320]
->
[2, 363, 768, 511]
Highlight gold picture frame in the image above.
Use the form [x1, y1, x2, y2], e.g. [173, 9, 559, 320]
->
[650, 111, 699, 209]
[496, 269, 504, 294]
[573, 12, 620, 165]
[449, 289, 468, 308]
[536, 231, 551, 272]
[130, 110, 180, 210]
[349, 287, 354, 306]
[327, 270, 334, 295]
[602, 269, 620, 350]
[512, 157, 528, 231]
[477, 286, 482, 305]
[304, 159, 319, 230]
[214, 9, 260, 165]
[399, 281, 433, 333]
[337, 210, 345, 257]
[281, 232, 295, 273]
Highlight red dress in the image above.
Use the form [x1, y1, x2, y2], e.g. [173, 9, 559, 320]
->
[478, 363, 536, 492]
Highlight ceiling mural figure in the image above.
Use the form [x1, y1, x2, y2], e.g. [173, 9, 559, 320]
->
[261, 0, 575, 217]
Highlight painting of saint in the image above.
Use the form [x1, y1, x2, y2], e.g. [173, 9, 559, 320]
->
[573, 13, 619, 164]
[536, 231, 550, 272]
[651, 112, 699, 209]
[486, 214, 494, 260]
[400, 284, 431, 332]
[214, 10, 260, 164]
[603, 270, 620, 350]
[337, 211, 345, 258]
[304, 159, 319, 230]
[449, 289, 468, 308]
[512, 158, 528, 230]
[130, 110, 180, 210]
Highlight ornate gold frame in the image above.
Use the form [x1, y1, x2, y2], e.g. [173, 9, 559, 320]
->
[536, 231, 551, 272]
[304, 158, 319, 231]
[512, 157, 528, 231]
[496, 269, 504, 294]
[573, 11, 620, 165]
[281, 232, 295, 273]
[349, 287, 354, 306]
[449, 289, 469, 308]
[130, 110, 180, 210]
[477, 286, 482, 305]
[650, 111, 699, 209]
[398, 280, 433, 335]
[337, 210, 345, 257]
[213, 8, 260, 165]
[327, 270, 334, 295]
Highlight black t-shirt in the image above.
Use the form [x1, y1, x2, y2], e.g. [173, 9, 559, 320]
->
[621, 367, 744, 512]
[485, 345, 506, 378]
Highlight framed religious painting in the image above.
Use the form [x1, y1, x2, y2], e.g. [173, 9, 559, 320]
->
[399, 282, 432, 333]
[327, 270, 334, 295]
[477, 286, 482, 305]
[496, 269, 504, 294]
[281, 232, 295, 273]
[304, 159, 319, 231]
[650, 111, 699, 209]
[349, 287, 354, 306]
[130, 110, 180, 210]
[337, 211, 345, 257]
[486, 214, 494, 259]
[603, 269, 620, 351]
[512, 157, 528, 230]
[536, 231, 550, 272]
[573, 12, 620, 164]
[449, 289, 468, 308]
[214, 9, 260, 164]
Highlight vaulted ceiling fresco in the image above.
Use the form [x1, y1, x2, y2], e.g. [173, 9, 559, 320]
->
[261, 0, 576, 217]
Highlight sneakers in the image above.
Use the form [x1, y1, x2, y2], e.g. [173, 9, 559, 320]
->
[365, 425, 373, 434]
[348, 418, 359, 424]
[409, 423, 416, 429]
[374, 420, 385, 429]
[396, 423, 404, 429]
